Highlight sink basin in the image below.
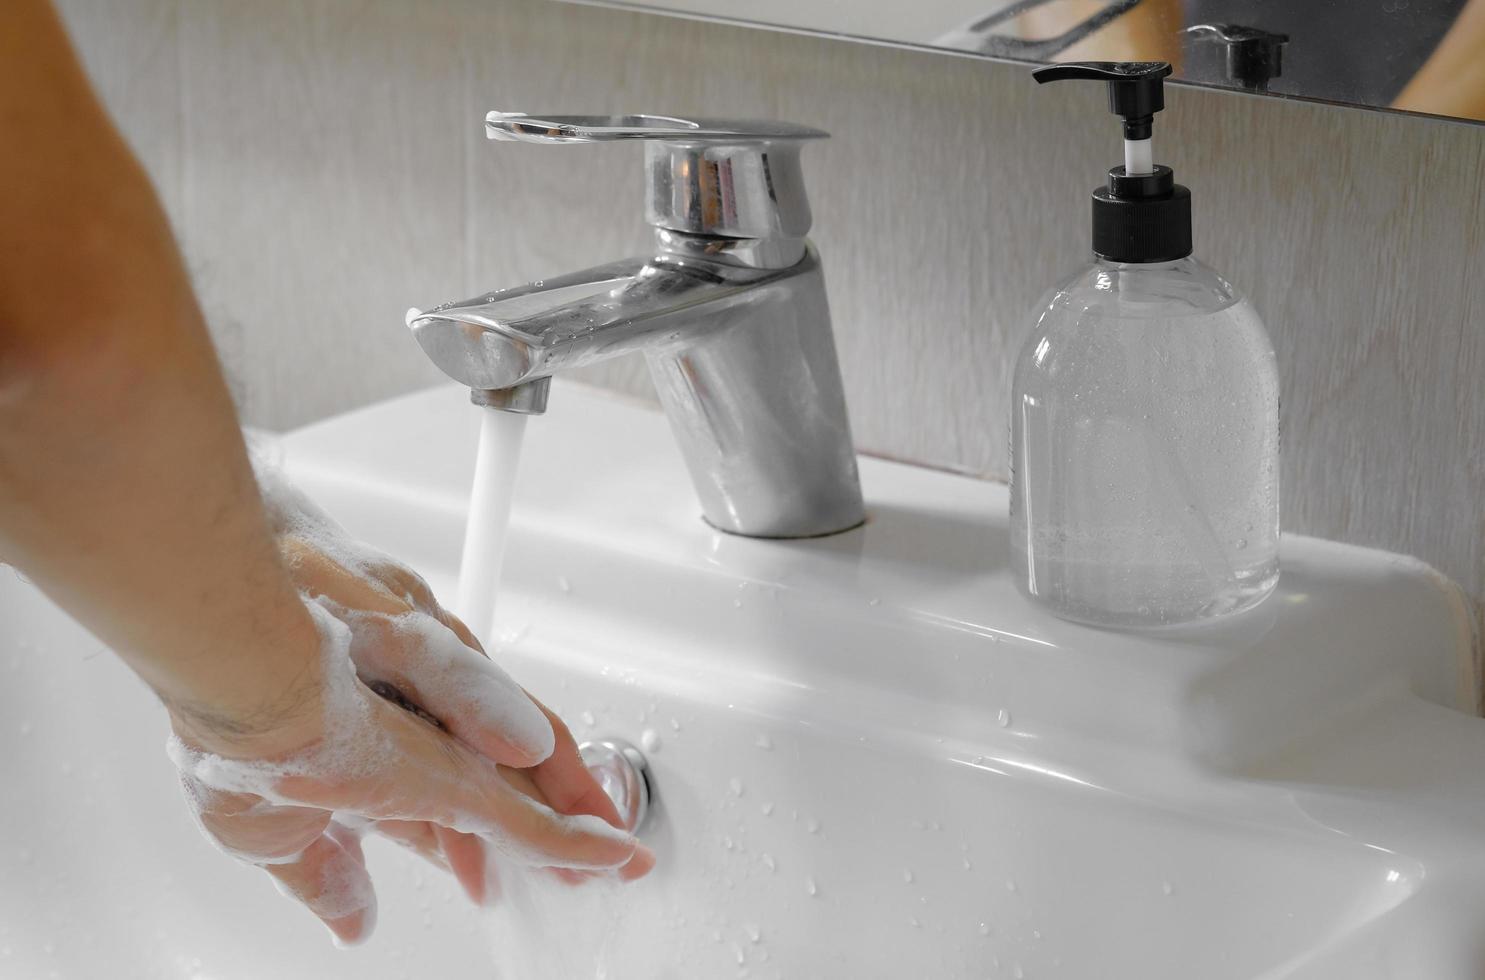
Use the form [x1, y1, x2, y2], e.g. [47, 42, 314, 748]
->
[3, 381, 1481, 979]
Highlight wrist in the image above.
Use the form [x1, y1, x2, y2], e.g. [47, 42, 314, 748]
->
[162, 593, 328, 760]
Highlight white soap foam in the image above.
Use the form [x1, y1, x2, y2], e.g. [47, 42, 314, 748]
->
[168, 599, 626, 872]
[249, 441, 554, 762]
[332, 603, 554, 763]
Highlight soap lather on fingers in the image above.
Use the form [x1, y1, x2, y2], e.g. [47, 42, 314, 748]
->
[166, 467, 655, 946]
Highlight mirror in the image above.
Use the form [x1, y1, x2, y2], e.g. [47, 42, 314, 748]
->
[585, 1, 1485, 124]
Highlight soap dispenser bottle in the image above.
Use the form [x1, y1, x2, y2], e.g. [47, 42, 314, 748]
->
[1009, 62, 1279, 628]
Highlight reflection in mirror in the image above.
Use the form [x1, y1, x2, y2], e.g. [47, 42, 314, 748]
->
[588, 0, 1485, 123]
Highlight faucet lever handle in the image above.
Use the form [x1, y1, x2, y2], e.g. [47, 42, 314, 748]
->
[485, 111, 827, 145]
[484, 110, 826, 240]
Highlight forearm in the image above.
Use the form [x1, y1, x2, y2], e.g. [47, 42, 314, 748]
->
[0, 0, 319, 736]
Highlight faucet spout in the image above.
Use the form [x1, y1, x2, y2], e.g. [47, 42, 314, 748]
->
[410, 244, 864, 538]
[406, 253, 792, 393]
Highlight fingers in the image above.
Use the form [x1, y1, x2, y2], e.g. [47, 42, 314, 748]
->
[431, 823, 497, 906]
[432, 605, 485, 655]
[293, 696, 638, 872]
[280, 537, 551, 768]
[339, 608, 554, 767]
[617, 843, 657, 881]
[178, 775, 377, 945]
[264, 825, 377, 947]
[517, 698, 656, 882]
[179, 773, 329, 864]
[372, 819, 499, 907]
[278, 537, 407, 616]
[523, 698, 624, 829]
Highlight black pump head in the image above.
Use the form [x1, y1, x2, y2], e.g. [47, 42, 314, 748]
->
[1032, 61, 1171, 140]
[1032, 61, 1191, 264]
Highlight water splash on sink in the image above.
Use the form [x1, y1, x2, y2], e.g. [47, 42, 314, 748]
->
[456, 407, 531, 641]
[484, 859, 628, 980]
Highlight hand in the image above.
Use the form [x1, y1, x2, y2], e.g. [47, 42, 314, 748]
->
[168, 468, 654, 946]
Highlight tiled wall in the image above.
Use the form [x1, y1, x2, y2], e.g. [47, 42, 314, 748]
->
[59, 0, 1485, 647]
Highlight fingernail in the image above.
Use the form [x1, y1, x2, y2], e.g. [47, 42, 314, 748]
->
[326, 906, 375, 948]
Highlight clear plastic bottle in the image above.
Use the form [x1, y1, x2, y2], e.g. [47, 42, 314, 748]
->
[1009, 256, 1280, 627]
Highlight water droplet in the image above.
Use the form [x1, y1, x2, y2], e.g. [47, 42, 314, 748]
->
[670, 718, 682, 732]
[761, 802, 774, 816]
[761, 853, 776, 871]
[868, 597, 881, 607]
[1033, 929, 1042, 940]
[744, 924, 761, 943]
[997, 709, 1012, 728]
[903, 870, 914, 884]
[963, 857, 973, 871]
[909, 916, 921, 928]
[1236, 538, 1249, 550]
[18, 721, 32, 737]
[733, 599, 743, 609]
[729, 777, 744, 797]
[805, 876, 818, 896]
[733, 943, 745, 965]
[1006, 877, 1018, 892]
[806, 817, 821, 834]
[640, 728, 661, 753]
[1162, 880, 1174, 896]
[977, 922, 991, 936]
[755, 733, 773, 750]
[556, 575, 571, 594]
[580, 710, 595, 726]
[722, 836, 734, 850]
[1013, 964, 1025, 979]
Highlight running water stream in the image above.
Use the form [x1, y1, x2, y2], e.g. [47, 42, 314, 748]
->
[456, 406, 530, 643]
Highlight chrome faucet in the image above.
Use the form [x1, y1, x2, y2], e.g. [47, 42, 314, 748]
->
[406, 112, 865, 539]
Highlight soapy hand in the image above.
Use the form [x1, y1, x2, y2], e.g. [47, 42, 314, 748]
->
[166, 465, 653, 945]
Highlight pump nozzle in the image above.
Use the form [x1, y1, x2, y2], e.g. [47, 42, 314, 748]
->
[1034, 61, 1171, 175]
[1032, 61, 1171, 139]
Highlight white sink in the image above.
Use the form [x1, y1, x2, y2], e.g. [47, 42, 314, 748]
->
[3, 381, 1482, 979]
